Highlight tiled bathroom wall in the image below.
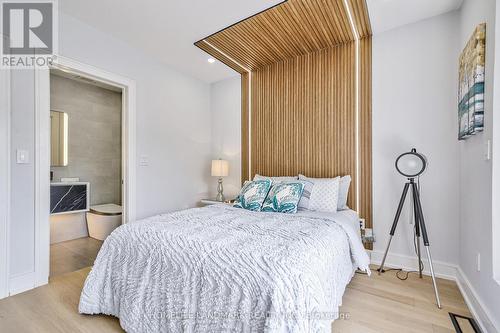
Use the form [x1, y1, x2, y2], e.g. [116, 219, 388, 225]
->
[50, 74, 122, 206]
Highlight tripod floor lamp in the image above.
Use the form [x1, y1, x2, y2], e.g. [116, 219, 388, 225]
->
[378, 148, 441, 309]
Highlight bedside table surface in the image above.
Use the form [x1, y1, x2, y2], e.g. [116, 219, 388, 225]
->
[200, 199, 231, 205]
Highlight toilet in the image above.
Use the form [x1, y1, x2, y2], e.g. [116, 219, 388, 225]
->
[86, 203, 122, 240]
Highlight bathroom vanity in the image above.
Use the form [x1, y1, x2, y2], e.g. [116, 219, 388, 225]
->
[50, 182, 90, 215]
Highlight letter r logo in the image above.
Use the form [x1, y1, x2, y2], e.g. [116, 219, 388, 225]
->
[2, 2, 53, 55]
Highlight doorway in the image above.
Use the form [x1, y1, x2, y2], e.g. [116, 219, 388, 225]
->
[32, 56, 136, 287]
[49, 70, 123, 277]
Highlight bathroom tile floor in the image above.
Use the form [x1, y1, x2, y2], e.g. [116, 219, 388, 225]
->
[50, 237, 103, 278]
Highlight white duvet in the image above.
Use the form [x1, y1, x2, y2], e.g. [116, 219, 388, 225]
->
[79, 204, 370, 332]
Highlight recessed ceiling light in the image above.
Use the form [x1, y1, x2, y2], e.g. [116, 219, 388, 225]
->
[207, 58, 216, 64]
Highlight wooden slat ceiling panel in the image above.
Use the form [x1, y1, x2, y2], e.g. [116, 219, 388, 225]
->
[348, 0, 372, 37]
[195, 0, 371, 71]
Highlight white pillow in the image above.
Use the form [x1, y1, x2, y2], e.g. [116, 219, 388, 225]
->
[253, 174, 298, 183]
[307, 177, 340, 212]
[338, 175, 351, 210]
[299, 174, 351, 211]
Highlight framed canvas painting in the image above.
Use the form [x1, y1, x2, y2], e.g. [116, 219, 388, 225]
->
[458, 23, 486, 140]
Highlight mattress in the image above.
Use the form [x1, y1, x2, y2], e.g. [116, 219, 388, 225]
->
[79, 204, 370, 332]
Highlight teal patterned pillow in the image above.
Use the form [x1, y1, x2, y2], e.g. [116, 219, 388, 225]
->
[261, 182, 305, 213]
[233, 179, 272, 211]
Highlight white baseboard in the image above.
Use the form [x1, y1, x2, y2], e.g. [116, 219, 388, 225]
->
[9, 272, 35, 296]
[370, 250, 498, 333]
[455, 267, 499, 333]
[370, 250, 457, 280]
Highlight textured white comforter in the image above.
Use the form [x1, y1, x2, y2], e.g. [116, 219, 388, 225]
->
[79, 205, 370, 333]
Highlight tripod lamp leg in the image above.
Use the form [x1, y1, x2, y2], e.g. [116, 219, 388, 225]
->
[425, 246, 442, 309]
[378, 236, 393, 275]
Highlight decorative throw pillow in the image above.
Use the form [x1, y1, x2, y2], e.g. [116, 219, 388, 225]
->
[233, 179, 272, 211]
[299, 175, 350, 210]
[300, 176, 340, 212]
[253, 174, 298, 183]
[261, 182, 305, 213]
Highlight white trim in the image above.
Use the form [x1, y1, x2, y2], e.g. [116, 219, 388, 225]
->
[492, 0, 500, 286]
[456, 268, 499, 333]
[370, 250, 458, 281]
[34, 65, 50, 287]
[0, 36, 11, 299]
[9, 272, 35, 296]
[33, 55, 137, 289]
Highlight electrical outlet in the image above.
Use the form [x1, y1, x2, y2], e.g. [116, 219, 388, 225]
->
[485, 140, 491, 161]
[365, 228, 373, 237]
[477, 253, 481, 272]
[359, 218, 366, 230]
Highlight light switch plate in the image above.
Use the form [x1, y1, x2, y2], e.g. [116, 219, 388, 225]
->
[16, 149, 29, 164]
[139, 155, 149, 166]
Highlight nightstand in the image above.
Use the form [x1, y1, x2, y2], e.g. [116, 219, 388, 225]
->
[200, 199, 232, 206]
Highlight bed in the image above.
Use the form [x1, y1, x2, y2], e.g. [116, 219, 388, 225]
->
[79, 204, 370, 332]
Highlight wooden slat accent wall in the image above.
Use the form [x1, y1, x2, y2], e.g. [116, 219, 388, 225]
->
[360, 37, 372, 240]
[195, 0, 373, 248]
[250, 43, 358, 210]
[241, 72, 250, 184]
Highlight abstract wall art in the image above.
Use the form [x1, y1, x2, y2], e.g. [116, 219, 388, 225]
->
[458, 23, 486, 140]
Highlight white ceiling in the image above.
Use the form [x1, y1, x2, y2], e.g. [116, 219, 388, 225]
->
[366, 0, 463, 34]
[60, 0, 462, 84]
[59, 0, 283, 83]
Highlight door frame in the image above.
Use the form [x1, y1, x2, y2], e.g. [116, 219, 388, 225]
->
[0, 35, 11, 299]
[34, 55, 136, 287]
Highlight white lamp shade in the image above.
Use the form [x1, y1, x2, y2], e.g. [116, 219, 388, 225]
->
[211, 159, 229, 177]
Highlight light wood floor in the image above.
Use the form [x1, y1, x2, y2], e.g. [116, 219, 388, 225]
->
[0, 265, 471, 332]
[50, 237, 103, 277]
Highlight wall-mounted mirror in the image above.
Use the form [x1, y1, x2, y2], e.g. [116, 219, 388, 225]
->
[50, 110, 68, 167]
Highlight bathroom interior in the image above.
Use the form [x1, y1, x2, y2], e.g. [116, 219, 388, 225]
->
[49, 70, 123, 278]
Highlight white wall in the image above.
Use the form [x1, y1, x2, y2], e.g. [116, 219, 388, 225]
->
[0, 37, 11, 298]
[7, 12, 212, 289]
[458, 0, 500, 331]
[372, 12, 460, 267]
[10, 69, 36, 282]
[209, 76, 241, 199]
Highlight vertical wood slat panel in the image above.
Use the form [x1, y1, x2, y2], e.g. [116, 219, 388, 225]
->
[360, 37, 372, 249]
[250, 43, 356, 200]
[241, 72, 250, 184]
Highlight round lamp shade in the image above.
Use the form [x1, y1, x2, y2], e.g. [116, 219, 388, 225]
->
[211, 159, 229, 177]
[395, 149, 427, 178]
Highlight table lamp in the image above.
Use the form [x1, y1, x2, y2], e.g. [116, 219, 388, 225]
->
[211, 159, 229, 201]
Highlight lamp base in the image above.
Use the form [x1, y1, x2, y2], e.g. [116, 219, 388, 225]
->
[216, 178, 225, 202]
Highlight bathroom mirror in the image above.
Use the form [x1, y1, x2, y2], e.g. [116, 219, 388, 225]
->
[50, 110, 69, 167]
